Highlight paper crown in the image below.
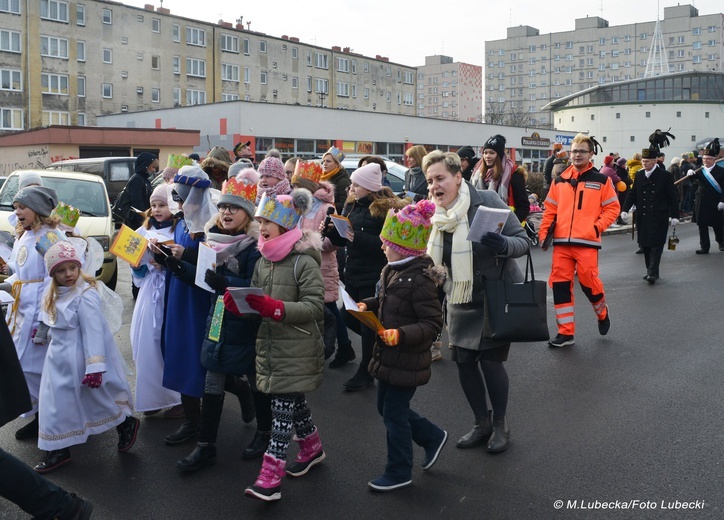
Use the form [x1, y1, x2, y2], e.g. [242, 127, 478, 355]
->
[255, 189, 312, 231]
[168, 154, 194, 170]
[51, 202, 81, 229]
[324, 146, 345, 165]
[380, 200, 436, 257]
[291, 160, 323, 186]
[35, 229, 69, 257]
[222, 176, 257, 202]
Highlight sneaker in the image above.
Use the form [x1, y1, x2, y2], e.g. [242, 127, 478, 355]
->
[430, 342, 442, 362]
[117, 416, 140, 452]
[368, 475, 412, 492]
[34, 448, 71, 474]
[598, 307, 610, 336]
[609, 222, 620, 228]
[421, 430, 447, 470]
[548, 334, 575, 348]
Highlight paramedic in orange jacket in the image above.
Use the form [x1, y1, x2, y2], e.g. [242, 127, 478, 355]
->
[539, 134, 620, 348]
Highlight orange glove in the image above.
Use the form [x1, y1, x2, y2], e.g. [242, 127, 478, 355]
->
[378, 329, 401, 346]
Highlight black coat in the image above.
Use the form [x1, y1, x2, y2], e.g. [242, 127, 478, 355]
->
[404, 167, 427, 201]
[0, 316, 31, 427]
[692, 165, 724, 227]
[126, 172, 153, 229]
[622, 165, 679, 247]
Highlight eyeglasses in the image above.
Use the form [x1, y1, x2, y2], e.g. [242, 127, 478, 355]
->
[570, 150, 592, 155]
[218, 204, 240, 215]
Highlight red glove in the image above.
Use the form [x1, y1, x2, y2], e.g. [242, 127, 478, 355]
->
[378, 329, 401, 346]
[246, 294, 285, 321]
[223, 290, 243, 317]
[82, 372, 103, 389]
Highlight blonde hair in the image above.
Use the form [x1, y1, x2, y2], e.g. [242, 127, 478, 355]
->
[43, 270, 97, 323]
[15, 214, 61, 239]
[142, 208, 179, 232]
[405, 145, 428, 167]
[212, 210, 251, 235]
[421, 150, 461, 175]
[572, 133, 594, 152]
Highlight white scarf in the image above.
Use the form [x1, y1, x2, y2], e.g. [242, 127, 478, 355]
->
[426, 181, 473, 304]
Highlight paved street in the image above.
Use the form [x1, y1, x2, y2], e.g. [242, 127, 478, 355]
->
[1, 221, 722, 520]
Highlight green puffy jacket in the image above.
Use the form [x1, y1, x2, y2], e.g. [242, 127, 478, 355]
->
[252, 230, 325, 394]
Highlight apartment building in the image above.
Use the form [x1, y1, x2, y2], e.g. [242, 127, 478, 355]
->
[415, 55, 482, 122]
[484, 4, 724, 128]
[0, 0, 417, 131]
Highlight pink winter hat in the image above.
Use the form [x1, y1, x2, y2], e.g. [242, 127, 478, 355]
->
[380, 199, 436, 257]
[258, 157, 286, 181]
[350, 163, 382, 193]
[150, 184, 170, 204]
[44, 241, 82, 276]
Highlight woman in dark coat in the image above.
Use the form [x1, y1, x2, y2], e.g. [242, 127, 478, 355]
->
[424, 150, 529, 454]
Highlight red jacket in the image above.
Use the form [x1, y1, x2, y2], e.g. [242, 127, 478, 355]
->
[540, 162, 620, 249]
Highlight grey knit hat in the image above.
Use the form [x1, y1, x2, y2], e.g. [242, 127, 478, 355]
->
[13, 186, 59, 217]
[18, 171, 44, 189]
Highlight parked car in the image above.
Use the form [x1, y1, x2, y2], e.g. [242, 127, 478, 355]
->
[340, 156, 407, 195]
[0, 177, 6, 190]
[0, 170, 118, 290]
[45, 157, 136, 204]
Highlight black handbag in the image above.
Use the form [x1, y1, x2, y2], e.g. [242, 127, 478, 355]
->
[482, 250, 549, 342]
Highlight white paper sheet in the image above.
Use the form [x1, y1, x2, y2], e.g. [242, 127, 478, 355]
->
[331, 215, 352, 240]
[339, 283, 359, 311]
[226, 287, 265, 314]
[466, 206, 511, 242]
[194, 242, 218, 293]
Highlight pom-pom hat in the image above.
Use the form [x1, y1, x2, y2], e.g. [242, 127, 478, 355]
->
[44, 240, 82, 276]
[254, 188, 312, 231]
[380, 200, 436, 257]
[258, 157, 286, 181]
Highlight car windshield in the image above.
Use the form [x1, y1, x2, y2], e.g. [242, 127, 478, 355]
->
[0, 176, 109, 217]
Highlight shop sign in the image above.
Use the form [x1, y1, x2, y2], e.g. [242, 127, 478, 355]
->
[521, 132, 550, 147]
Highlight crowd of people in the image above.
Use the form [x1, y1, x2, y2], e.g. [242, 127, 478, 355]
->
[1, 131, 723, 515]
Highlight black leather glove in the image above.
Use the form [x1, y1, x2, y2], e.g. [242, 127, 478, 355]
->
[152, 243, 172, 266]
[481, 231, 507, 254]
[204, 269, 227, 292]
[165, 255, 185, 276]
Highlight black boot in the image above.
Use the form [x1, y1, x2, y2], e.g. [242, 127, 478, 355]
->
[15, 414, 39, 440]
[487, 416, 510, 453]
[329, 342, 355, 369]
[242, 430, 271, 460]
[176, 392, 223, 471]
[456, 412, 493, 449]
[225, 376, 256, 424]
[343, 371, 374, 392]
[165, 395, 201, 446]
[117, 415, 140, 452]
[34, 448, 71, 474]
[176, 443, 217, 472]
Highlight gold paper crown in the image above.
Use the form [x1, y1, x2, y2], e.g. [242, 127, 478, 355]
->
[291, 160, 323, 185]
[168, 154, 194, 169]
[51, 202, 81, 229]
[222, 177, 257, 202]
[255, 194, 300, 230]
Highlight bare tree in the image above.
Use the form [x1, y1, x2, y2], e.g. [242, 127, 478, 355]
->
[484, 100, 533, 127]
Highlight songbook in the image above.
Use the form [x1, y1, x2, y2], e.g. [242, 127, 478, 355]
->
[110, 225, 148, 267]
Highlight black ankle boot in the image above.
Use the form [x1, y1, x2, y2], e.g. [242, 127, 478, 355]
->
[343, 371, 373, 392]
[456, 412, 493, 449]
[34, 448, 71, 473]
[487, 417, 510, 453]
[242, 431, 271, 460]
[117, 416, 140, 452]
[15, 414, 39, 440]
[176, 443, 217, 472]
[165, 395, 201, 446]
[329, 342, 356, 369]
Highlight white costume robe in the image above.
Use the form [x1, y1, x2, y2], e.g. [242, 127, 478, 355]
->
[130, 225, 181, 412]
[37, 281, 134, 451]
[5, 225, 54, 416]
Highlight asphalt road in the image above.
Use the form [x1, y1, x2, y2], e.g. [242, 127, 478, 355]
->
[1, 221, 722, 520]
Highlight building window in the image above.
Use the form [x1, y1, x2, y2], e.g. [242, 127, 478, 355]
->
[640, 33, 647, 40]
[101, 83, 112, 98]
[337, 57, 349, 73]
[172, 56, 180, 74]
[611, 37, 619, 44]
[351, 60, 357, 74]
[186, 27, 206, 47]
[42, 111, 69, 125]
[101, 7, 111, 24]
[76, 75, 84, 96]
[75, 4, 84, 25]
[173, 88, 181, 106]
[307, 76, 312, 92]
[221, 93, 239, 101]
[151, 55, 160, 70]
[0, 107, 23, 130]
[40, 0, 68, 22]
[242, 38, 250, 55]
[137, 14, 143, 22]
[364, 87, 369, 99]
[220, 34, 239, 53]
[386, 66, 392, 77]
[0, 0, 20, 14]
[186, 89, 206, 105]
[260, 71, 267, 84]
[0, 68, 22, 91]
[336, 81, 349, 97]
[244, 67, 250, 84]
[692, 27, 701, 35]
[40, 35, 68, 58]
[705, 112, 709, 118]
[76, 40, 85, 61]
[152, 88, 160, 103]
[102, 48, 112, 63]
[306, 50, 312, 66]
[315, 53, 328, 69]
[259, 40, 267, 53]
[77, 113, 85, 126]
[222, 63, 239, 82]
[352, 83, 357, 98]
[292, 76, 298, 89]
[292, 47, 298, 59]
[186, 58, 206, 77]
[172, 24, 180, 43]
[151, 18, 160, 33]
[677, 49, 685, 57]
[645, 111, 650, 117]
[693, 41, 702, 50]
[315, 78, 328, 94]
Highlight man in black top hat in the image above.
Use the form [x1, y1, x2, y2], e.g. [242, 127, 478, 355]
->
[685, 138, 724, 253]
[621, 137, 679, 284]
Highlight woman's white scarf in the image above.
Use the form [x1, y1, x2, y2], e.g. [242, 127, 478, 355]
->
[426, 181, 473, 304]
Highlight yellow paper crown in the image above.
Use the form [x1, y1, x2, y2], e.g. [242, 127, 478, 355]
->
[222, 177, 257, 202]
[168, 154, 194, 169]
[291, 160, 323, 185]
[51, 202, 81, 229]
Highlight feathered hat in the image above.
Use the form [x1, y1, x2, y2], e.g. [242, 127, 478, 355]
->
[643, 128, 675, 159]
[254, 188, 313, 231]
[703, 138, 721, 158]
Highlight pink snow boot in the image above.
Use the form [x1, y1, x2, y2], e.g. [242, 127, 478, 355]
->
[245, 453, 286, 501]
[285, 428, 325, 477]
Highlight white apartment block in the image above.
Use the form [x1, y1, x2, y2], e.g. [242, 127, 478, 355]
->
[0, 0, 417, 131]
[415, 55, 482, 122]
[484, 4, 724, 128]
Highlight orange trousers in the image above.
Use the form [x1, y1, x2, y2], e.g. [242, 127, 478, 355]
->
[549, 246, 608, 336]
